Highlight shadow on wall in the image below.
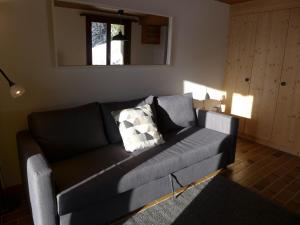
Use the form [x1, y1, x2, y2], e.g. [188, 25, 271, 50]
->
[183, 80, 254, 119]
[183, 80, 226, 101]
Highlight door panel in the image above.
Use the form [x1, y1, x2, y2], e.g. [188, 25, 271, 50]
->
[224, 16, 244, 113]
[234, 14, 258, 96]
[271, 8, 300, 154]
[244, 10, 290, 141]
[293, 9, 300, 157]
[224, 14, 258, 133]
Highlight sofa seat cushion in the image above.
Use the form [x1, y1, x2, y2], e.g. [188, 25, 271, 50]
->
[52, 144, 131, 192]
[55, 127, 232, 215]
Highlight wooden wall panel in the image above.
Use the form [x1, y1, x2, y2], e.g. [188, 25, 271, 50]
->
[224, 17, 241, 112]
[224, 0, 300, 156]
[244, 10, 290, 141]
[231, 0, 300, 16]
[271, 8, 300, 156]
[224, 14, 258, 104]
[224, 14, 258, 133]
[233, 14, 257, 96]
[292, 9, 300, 156]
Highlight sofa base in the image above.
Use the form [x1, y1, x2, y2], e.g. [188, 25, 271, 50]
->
[113, 168, 224, 224]
[60, 151, 231, 225]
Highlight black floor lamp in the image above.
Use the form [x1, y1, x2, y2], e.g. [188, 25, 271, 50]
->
[0, 67, 25, 214]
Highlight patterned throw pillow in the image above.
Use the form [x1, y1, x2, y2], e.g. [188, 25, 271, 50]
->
[112, 104, 164, 152]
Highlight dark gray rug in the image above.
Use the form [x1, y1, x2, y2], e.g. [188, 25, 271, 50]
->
[117, 175, 300, 225]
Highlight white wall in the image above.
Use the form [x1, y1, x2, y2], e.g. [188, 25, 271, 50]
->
[55, 7, 87, 65]
[130, 23, 167, 65]
[0, 0, 229, 187]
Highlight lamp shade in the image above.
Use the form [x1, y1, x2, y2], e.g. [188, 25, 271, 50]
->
[112, 10, 127, 42]
[0, 68, 26, 98]
[112, 31, 128, 41]
[10, 84, 26, 98]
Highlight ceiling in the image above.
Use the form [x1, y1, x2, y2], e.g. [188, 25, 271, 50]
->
[217, 0, 253, 4]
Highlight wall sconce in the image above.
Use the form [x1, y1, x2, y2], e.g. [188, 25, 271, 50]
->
[0, 68, 25, 98]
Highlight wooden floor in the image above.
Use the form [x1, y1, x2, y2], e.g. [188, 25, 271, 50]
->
[223, 138, 300, 214]
[1, 138, 300, 225]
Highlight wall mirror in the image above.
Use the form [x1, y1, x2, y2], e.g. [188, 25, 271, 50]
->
[52, 0, 172, 66]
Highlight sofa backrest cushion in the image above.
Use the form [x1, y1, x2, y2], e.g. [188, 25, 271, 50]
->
[101, 96, 155, 144]
[156, 93, 196, 133]
[28, 103, 108, 162]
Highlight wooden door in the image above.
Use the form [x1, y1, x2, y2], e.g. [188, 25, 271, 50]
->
[244, 10, 290, 141]
[271, 8, 300, 155]
[224, 14, 258, 133]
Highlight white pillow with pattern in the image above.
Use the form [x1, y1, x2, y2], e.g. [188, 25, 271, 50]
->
[112, 104, 164, 152]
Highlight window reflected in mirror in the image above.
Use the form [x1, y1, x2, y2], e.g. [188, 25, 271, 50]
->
[111, 24, 125, 65]
[86, 16, 130, 65]
[52, 0, 172, 66]
[91, 22, 107, 65]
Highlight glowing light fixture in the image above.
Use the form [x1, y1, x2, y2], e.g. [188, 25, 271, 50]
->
[0, 68, 25, 98]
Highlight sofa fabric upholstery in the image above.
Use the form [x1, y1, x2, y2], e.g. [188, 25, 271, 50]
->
[59, 152, 229, 225]
[28, 103, 108, 162]
[52, 144, 131, 192]
[196, 109, 239, 135]
[17, 131, 57, 225]
[196, 109, 238, 163]
[54, 127, 232, 215]
[18, 96, 239, 225]
[101, 96, 155, 144]
[156, 93, 196, 133]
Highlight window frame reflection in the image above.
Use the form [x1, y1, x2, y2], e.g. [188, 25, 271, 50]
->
[85, 15, 131, 65]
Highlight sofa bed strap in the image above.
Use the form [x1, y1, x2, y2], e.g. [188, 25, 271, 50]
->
[169, 173, 184, 199]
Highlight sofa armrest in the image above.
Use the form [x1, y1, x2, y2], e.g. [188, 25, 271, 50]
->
[196, 109, 239, 136]
[17, 131, 57, 225]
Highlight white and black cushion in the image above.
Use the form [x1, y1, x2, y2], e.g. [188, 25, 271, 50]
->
[112, 104, 164, 152]
[101, 96, 155, 144]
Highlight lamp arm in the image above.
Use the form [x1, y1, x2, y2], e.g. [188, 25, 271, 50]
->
[0, 68, 15, 87]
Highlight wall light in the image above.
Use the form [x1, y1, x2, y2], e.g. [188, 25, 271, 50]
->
[0, 68, 25, 98]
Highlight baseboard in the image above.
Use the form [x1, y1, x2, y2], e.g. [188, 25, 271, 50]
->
[238, 134, 299, 157]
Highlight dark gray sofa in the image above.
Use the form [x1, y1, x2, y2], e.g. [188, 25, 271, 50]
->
[17, 95, 239, 225]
